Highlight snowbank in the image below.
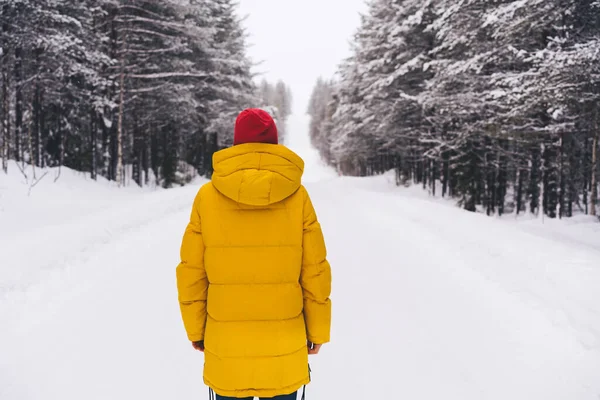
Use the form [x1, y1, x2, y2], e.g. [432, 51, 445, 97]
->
[0, 161, 205, 330]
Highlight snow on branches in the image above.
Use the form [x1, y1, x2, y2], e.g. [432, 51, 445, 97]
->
[309, 0, 600, 219]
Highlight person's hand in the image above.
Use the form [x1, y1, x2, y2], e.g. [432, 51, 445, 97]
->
[192, 340, 204, 352]
[307, 341, 322, 355]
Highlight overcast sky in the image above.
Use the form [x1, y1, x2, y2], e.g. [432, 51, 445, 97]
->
[237, 0, 368, 115]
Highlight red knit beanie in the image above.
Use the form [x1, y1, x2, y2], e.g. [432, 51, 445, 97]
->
[234, 109, 278, 145]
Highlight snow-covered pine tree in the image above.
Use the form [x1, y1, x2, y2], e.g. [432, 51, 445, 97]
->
[372, 0, 436, 186]
[272, 81, 292, 141]
[422, 0, 521, 213]
[1, 1, 13, 173]
[307, 78, 335, 163]
[204, 0, 256, 151]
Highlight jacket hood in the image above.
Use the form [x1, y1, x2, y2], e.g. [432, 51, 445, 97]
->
[211, 143, 305, 206]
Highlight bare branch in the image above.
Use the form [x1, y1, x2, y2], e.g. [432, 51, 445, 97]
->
[29, 171, 48, 196]
[128, 72, 208, 80]
[119, 28, 175, 40]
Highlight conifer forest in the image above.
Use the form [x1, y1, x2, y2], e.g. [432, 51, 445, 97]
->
[308, 0, 600, 219]
[0, 0, 292, 187]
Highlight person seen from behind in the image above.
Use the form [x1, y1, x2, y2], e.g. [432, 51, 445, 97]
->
[176, 108, 332, 400]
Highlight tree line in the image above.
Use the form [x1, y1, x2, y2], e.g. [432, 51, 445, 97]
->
[258, 79, 293, 141]
[0, 0, 292, 188]
[309, 0, 600, 219]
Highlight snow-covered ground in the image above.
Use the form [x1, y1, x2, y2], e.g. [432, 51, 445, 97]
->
[1, 115, 600, 400]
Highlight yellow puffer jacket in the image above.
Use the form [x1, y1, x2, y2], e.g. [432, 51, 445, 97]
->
[176, 143, 332, 398]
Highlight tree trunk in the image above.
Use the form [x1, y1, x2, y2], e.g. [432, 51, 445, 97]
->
[91, 108, 97, 180]
[116, 53, 126, 186]
[583, 133, 590, 215]
[431, 160, 437, 197]
[591, 110, 598, 216]
[496, 140, 508, 216]
[497, 165, 506, 216]
[1, 57, 8, 173]
[132, 111, 142, 187]
[14, 46, 22, 163]
[27, 101, 35, 178]
[34, 78, 40, 167]
[542, 145, 549, 217]
[136, 149, 143, 187]
[33, 47, 44, 168]
[486, 152, 495, 216]
[150, 126, 159, 182]
[516, 169, 524, 215]
[422, 159, 428, 189]
[205, 131, 218, 178]
[58, 107, 65, 167]
[442, 151, 449, 197]
[39, 88, 46, 168]
[543, 140, 559, 218]
[144, 125, 151, 185]
[394, 154, 401, 186]
[0, 93, 5, 172]
[558, 133, 565, 218]
[1, 2, 8, 172]
[529, 143, 541, 215]
[101, 112, 110, 179]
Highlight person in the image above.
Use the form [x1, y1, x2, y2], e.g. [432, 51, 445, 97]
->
[176, 108, 332, 400]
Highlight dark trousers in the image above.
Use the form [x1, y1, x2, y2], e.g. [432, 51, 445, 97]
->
[216, 392, 297, 400]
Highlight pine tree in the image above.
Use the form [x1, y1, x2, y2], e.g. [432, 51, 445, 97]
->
[205, 0, 256, 150]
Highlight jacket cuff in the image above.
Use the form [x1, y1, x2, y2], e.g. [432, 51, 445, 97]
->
[187, 333, 204, 342]
[307, 335, 330, 345]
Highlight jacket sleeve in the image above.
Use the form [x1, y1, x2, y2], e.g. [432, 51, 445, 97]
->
[176, 191, 208, 342]
[300, 187, 332, 345]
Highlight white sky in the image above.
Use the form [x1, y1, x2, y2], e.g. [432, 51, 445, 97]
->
[237, 0, 368, 115]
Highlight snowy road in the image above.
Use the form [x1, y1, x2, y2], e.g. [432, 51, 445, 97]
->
[2, 115, 600, 399]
